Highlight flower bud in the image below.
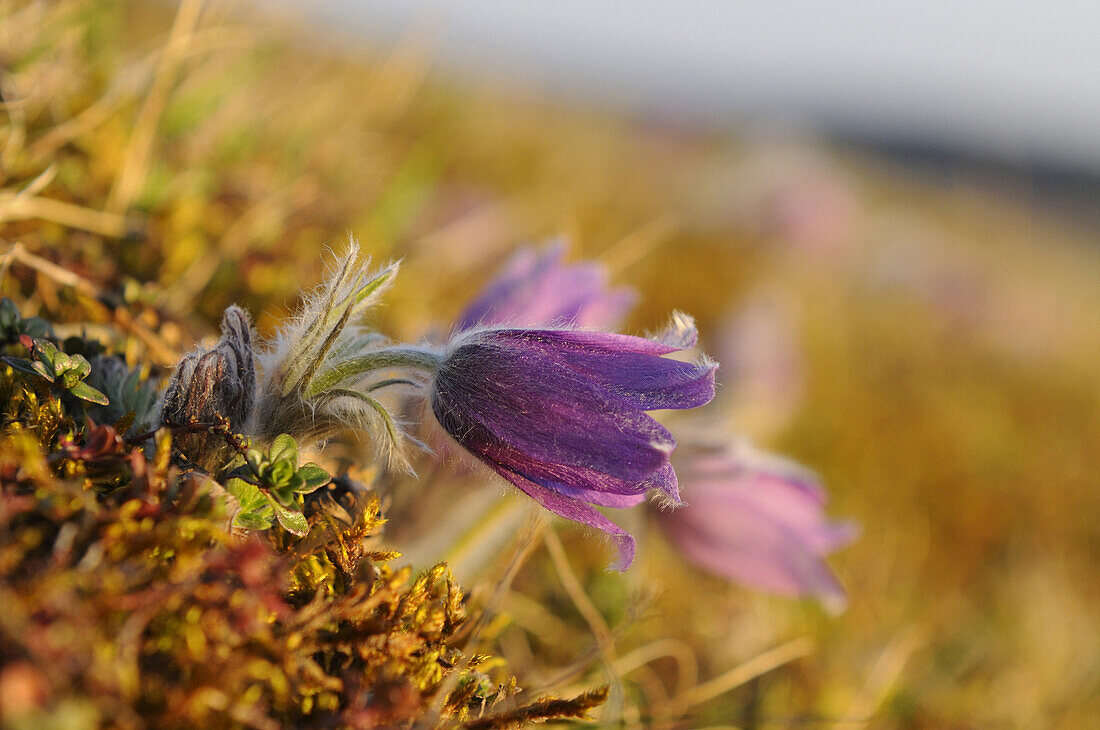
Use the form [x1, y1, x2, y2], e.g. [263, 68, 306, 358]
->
[160, 306, 256, 470]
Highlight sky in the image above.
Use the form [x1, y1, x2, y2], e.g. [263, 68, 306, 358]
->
[279, 0, 1100, 172]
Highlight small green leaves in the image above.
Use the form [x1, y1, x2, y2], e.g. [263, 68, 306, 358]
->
[269, 433, 298, 464]
[297, 464, 331, 490]
[69, 381, 111, 405]
[225, 478, 275, 531]
[225, 433, 330, 536]
[269, 499, 309, 535]
[2, 338, 109, 405]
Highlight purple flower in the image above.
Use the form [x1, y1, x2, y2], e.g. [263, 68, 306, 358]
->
[658, 442, 856, 608]
[456, 241, 636, 331]
[431, 324, 716, 569]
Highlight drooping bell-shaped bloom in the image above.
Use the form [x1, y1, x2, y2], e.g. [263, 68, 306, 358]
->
[658, 441, 857, 608]
[456, 241, 636, 331]
[431, 319, 716, 569]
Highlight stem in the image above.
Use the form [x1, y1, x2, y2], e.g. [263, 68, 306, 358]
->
[304, 346, 442, 397]
[125, 419, 221, 446]
[323, 388, 402, 450]
[279, 255, 355, 395]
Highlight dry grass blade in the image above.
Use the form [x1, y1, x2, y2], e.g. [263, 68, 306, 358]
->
[844, 624, 928, 726]
[0, 194, 129, 238]
[0, 241, 98, 297]
[662, 637, 815, 720]
[106, 0, 205, 214]
[542, 527, 625, 722]
[611, 638, 700, 702]
[0, 164, 56, 218]
[29, 26, 257, 160]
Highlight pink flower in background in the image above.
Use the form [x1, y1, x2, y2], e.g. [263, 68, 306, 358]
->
[762, 171, 861, 255]
[719, 290, 806, 440]
[659, 441, 857, 608]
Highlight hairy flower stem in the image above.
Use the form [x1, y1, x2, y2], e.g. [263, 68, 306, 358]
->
[305, 346, 443, 397]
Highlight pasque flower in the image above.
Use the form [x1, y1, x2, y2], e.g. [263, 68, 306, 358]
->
[431, 323, 716, 569]
[424, 243, 712, 568]
[456, 240, 635, 330]
[659, 441, 857, 609]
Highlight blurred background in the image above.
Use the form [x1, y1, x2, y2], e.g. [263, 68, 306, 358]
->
[2, 0, 1098, 726]
[295, 1, 1100, 175]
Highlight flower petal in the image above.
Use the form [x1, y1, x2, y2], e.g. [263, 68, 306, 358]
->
[457, 242, 636, 331]
[433, 338, 677, 483]
[547, 482, 649, 508]
[497, 466, 637, 571]
[643, 462, 682, 504]
[490, 330, 717, 410]
[494, 328, 683, 356]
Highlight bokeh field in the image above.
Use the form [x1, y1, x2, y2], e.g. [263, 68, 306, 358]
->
[2, 1, 1099, 726]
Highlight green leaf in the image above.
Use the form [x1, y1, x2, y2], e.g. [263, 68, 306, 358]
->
[267, 496, 308, 536]
[225, 478, 275, 531]
[268, 482, 297, 507]
[353, 263, 397, 306]
[245, 449, 265, 474]
[69, 381, 110, 405]
[70, 354, 92, 379]
[0, 299, 18, 327]
[226, 477, 267, 511]
[235, 509, 274, 531]
[296, 463, 330, 492]
[34, 340, 62, 372]
[22, 317, 50, 339]
[3, 357, 43, 378]
[31, 361, 54, 380]
[269, 433, 298, 464]
[263, 458, 295, 488]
